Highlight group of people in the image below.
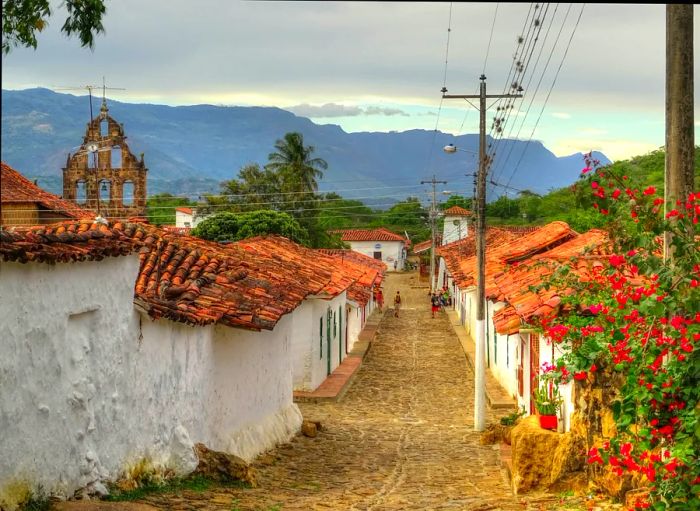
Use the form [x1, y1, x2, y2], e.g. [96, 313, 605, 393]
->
[373, 287, 402, 318]
[430, 287, 451, 319]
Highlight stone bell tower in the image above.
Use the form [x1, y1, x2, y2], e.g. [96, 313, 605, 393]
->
[62, 99, 147, 220]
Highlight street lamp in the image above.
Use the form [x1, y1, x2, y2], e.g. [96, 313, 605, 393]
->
[444, 142, 487, 432]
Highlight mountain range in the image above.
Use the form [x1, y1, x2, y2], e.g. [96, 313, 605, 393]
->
[1, 88, 610, 204]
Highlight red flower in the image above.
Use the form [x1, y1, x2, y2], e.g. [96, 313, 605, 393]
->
[643, 186, 657, 196]
[574, 371, 587, 381]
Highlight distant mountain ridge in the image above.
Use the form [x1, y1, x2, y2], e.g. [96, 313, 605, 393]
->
[1, 88, 610, 202]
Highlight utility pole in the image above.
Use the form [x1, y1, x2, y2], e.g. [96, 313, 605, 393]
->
[665, 5, 695, 260]
[422, 175, 447, 293]
[442, 75, 522, 431]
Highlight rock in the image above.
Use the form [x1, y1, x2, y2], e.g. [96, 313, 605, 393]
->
[167, 425, 198, 477]
[479, 423, 512, 445]
[549, 430, 586, 485]
[301, 420, 318, 438]
[192, 443, 257, 487]
[510, 415, 579, 494]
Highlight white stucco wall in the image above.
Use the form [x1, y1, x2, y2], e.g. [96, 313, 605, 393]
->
[346, 303, 363, 352]
[347, 240, 405, 270]
[442, 215, 470, 245]
[175, 210, 206, 228]
[290, 300, 316, 391]
[0, 257, 300, 504]
[290, 293, 348, 392]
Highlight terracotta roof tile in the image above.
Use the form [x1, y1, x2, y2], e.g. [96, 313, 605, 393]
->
[438, 221, 578, 290]
[316, 249, 386, 305]
[443, 205, 472, 216]
[0, 220, 144, 263]
[330, 228, 407, 243]
[2, 221, 380, 332]
[491, 229, 612, 334]
[1, 162, 93, 223]
[175, 207, 193, 215]
[162, 226, 193, 235]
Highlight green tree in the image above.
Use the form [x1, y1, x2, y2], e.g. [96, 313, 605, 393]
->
[317, 192, 375, 230]
[373, 197, 429, 241]
[192, 210, 310, 245]
[2, 0, 106, 54]
[266, 132, 327, 193]
[146, 193, 193, 226]
[486, 195, 519, 219]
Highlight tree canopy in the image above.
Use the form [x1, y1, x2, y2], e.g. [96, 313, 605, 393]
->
[192, 210, 310, 245]
[146, 193, 193, 226]
[2, 0, 106, 54]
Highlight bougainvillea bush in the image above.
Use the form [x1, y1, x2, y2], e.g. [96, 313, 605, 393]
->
[537, 154, 699, 509]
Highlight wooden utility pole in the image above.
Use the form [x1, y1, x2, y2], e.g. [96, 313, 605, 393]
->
[422, 175, 447, 293]
[665, 5, 695, 259]
[443, 75, 522, 431]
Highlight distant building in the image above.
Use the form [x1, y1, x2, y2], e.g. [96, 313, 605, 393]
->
[331, 228, 407, 270]
[62, 99, 147, 220]
[441, 205, 471, 245]
[1, 162, 92, 227]
[175, 206, 206, 228]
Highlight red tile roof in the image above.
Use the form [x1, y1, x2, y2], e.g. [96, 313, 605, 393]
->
[331, 228, 407, 243]
[437, 221, 577, 290]
[175, 207, 193, 215]
[412, 239, 433, 254]
[1, 162, 93, 222]
[316, 249, 387, 305]
[491, 229, 612, 334]
[443, 205, 472, 216]
[2, 220, 380, 331]
[0, 220, 145, 263]
[162, 226, 193, 235]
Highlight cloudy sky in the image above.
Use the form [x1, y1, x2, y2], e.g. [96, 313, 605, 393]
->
[2, 2, 699, 161]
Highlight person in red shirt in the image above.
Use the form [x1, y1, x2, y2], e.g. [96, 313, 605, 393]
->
[376, 288, 384, 311]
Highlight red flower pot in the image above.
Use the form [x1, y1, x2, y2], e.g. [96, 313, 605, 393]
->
[538, 414, 557, 430]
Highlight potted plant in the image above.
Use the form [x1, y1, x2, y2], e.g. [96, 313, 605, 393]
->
[533, 377, 562, 430]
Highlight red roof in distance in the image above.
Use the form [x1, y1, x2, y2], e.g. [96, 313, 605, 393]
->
[331, 228, 407, 243]
[443, 205, 472, 217]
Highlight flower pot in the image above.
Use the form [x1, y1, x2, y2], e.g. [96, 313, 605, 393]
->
[538, 414, 557, 430]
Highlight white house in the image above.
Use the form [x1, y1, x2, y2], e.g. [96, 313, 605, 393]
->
[174, 207, 207, 229]
[437, 221, 596, 431]
[332, 228, 408, 271]
[0, 222, 369, 506]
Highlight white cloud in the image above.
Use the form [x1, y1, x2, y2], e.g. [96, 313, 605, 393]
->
[551, 139, 661, 161]
[551, 112, 571, 120]
[285, 103, 409, 118]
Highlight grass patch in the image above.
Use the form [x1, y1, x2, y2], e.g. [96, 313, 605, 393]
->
[105, 475, 250, 502]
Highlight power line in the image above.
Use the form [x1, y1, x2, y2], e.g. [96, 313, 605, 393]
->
[504, 3, 585, 189]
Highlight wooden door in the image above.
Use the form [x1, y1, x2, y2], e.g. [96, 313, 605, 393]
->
[529, 333, 540, 415]
[517, 334, 525, 397]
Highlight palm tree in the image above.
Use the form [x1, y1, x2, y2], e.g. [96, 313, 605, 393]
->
[267, 132, 328, 193]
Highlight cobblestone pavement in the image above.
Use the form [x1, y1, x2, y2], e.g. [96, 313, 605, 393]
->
[141, 273, 568, 511]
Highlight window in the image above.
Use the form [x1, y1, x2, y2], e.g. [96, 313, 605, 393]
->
[319, 317, 323, 359]
[373, 251, 382, 260]
[111, 146, 122, 168]
[100, 119, 108, 137]
[75, 180, 87, 204]
[99, 180, 110, 202]
[122, 181, 134, 206]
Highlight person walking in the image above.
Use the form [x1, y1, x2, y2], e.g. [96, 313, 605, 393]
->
[393, 291, 402, 317]
[376, 288, 384, 312]
[431, 293, 441, 319]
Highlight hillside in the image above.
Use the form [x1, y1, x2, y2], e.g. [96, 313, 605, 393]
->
[1, 88, 610, 200]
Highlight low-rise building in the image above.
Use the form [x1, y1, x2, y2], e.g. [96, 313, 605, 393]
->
[331, 227, 407, 270]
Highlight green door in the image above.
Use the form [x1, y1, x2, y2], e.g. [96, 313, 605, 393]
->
[338, 305, 343, 364]
[326, 308, 332, 376]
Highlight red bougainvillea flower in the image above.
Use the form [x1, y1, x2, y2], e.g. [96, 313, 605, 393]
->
[643, 186, 657, 196]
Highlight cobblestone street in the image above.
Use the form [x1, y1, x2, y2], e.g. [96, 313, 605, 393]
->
[142, 272, 549, 511]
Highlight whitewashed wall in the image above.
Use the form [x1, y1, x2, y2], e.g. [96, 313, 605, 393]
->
[290, 300, 316, 391]
[346, 303, 363, 352]
[347, 241, 405, 270]
[0, 257, 300, 505]
[291, 293, 348, 392]
[442, 215, 470, 245]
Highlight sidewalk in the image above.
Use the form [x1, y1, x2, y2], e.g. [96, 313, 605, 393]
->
[445, 309, 515, 410]
[293, 309, 383, 403]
